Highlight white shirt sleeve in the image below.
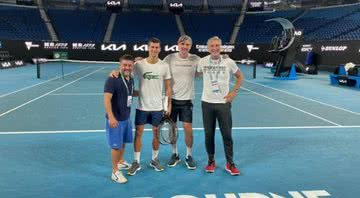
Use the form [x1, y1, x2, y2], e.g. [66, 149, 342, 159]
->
[164, 63, 172, 80]
[196, 58, 203, 73]
[228, 59, 239, 74]
[163, 54, 171, 65]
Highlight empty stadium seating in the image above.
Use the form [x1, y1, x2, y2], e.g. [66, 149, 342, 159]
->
[181, 13, 239, 43]
[0, 6, 50, 40]
[47, 8, 110, 42]
[111, 11, 179, 43]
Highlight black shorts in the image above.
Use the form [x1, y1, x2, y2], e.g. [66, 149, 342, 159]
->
[170, 99, 193, 123]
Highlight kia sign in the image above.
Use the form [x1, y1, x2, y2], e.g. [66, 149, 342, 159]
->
[101, 44, 127, 51]
[0, 60, 25, 69]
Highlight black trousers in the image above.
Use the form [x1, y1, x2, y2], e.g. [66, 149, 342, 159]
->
[201, 101, 233, 163]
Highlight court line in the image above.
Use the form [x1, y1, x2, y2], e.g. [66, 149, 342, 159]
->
[1, 125, 360, 134]
[0, 66, 91, 98]
[50, 93, 103, 96]
[0, 67, 104, 118]
[47, 92, 205, 96]
[240, 86, 341, 126]
[230, 82, 341, 126]
[244, 80, 360, 116]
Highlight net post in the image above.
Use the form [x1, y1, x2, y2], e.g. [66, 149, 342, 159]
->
[61, 59, 64, 79]
[253, 60, 257, 79]
[36, 58, 40, 79]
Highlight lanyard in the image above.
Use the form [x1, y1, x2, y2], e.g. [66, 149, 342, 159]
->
[120, 73, 133, 96]
[208, 57, 222, 81]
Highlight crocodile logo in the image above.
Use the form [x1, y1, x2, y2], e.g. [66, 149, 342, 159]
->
[143, 72, 159, 80]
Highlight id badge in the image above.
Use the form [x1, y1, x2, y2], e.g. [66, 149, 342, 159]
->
[211, 80, 220, 93]
[127, 96, 132, 107]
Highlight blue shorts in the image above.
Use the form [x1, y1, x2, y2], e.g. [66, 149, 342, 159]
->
[135, 109, 163, 127]
[106, 119, 133, 149]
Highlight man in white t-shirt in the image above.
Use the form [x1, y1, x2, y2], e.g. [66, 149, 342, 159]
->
[163, 35, 200, 170]
[197, 36, 243, 176]
[127, 38, 172, 175]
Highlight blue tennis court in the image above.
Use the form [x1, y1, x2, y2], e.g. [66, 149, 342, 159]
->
[1, 62, 359, 198]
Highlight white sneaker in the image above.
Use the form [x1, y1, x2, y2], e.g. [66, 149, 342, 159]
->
[111, 171, 127, 184]
[118, 161, 131, 170]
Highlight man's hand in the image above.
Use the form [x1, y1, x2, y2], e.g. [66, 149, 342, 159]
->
[109, 70, 119, 78]
[224, 91, 237, 103]
[108, 117, 119, 128]
[165, 104, 172, 117]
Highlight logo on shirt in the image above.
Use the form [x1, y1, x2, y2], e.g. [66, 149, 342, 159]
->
[143, 72, 159, 80]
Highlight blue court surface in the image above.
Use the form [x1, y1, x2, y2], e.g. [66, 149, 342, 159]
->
[1, 62, 360, 198]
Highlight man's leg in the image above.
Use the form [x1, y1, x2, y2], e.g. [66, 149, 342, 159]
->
[217, 103, 240, 175]
[217, 103, 233, 164]
[150, 111, 165, 171]
[128, 110, 147, 175]
[202, 102, 217, 172]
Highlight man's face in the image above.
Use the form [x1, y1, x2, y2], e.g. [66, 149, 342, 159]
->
[178, 40, 192, 55]
[120, 59, 133, 76]
[208, 39, 221, 57]
[148, 42, 161, 58]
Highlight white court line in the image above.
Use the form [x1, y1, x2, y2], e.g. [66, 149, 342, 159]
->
[245, 80, 360, 116]
[1, 125, 360, 135]
[50, 93, 103, 96]
[0, 67, 104, 118]
[232, 83, 341, 126]
[0, 66, 91, 98]
[49, 93, 203, 96]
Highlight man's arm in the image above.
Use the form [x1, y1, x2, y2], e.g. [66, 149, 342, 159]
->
[164, 79, 172, 116]
[104, 93, 118, 128]
[224, 69, 243, 103]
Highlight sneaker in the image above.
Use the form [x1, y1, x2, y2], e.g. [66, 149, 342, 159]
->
[111, 171, 127, 183]
[205, 160, 215, 173]
[185, 156, 196, 170]
[225, 163, 240, 176]
[150, 158, 165, 172]
[118, 161, 131, 170]
[167, 153, 181, 167]
[127, 161, 141, 176]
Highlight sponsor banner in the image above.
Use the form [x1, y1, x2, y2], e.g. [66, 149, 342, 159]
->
[0, 60, 25, 69]
[247, 45, 260, 53]
[301, 44, 313, 52]
[43, 42, 69, 50]
[1, 40, 359, 68]
[196, 45, 235, 53]
[101, 44, 127, 51]
[25, 41, 40, 50]
[72, 43, 96, 50]
[321, 45, 348, 52]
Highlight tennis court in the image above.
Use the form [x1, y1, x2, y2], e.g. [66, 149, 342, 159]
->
[1, 62, 360, 198]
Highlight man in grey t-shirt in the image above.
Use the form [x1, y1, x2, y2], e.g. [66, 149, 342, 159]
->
[163, 35, 200, 170]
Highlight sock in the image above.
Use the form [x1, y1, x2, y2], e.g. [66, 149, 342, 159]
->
[172, 144, 178, 155]
[134, 152, 141, 163]
[152, 150, 159, 160]
[186, 147, 192, 158]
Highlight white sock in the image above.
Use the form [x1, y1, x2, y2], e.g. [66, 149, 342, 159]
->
[186, 147, 192, 158]
[172, 144, 178, 155]
[134, 152, 141, 163]
[152, 150, 159, 160]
